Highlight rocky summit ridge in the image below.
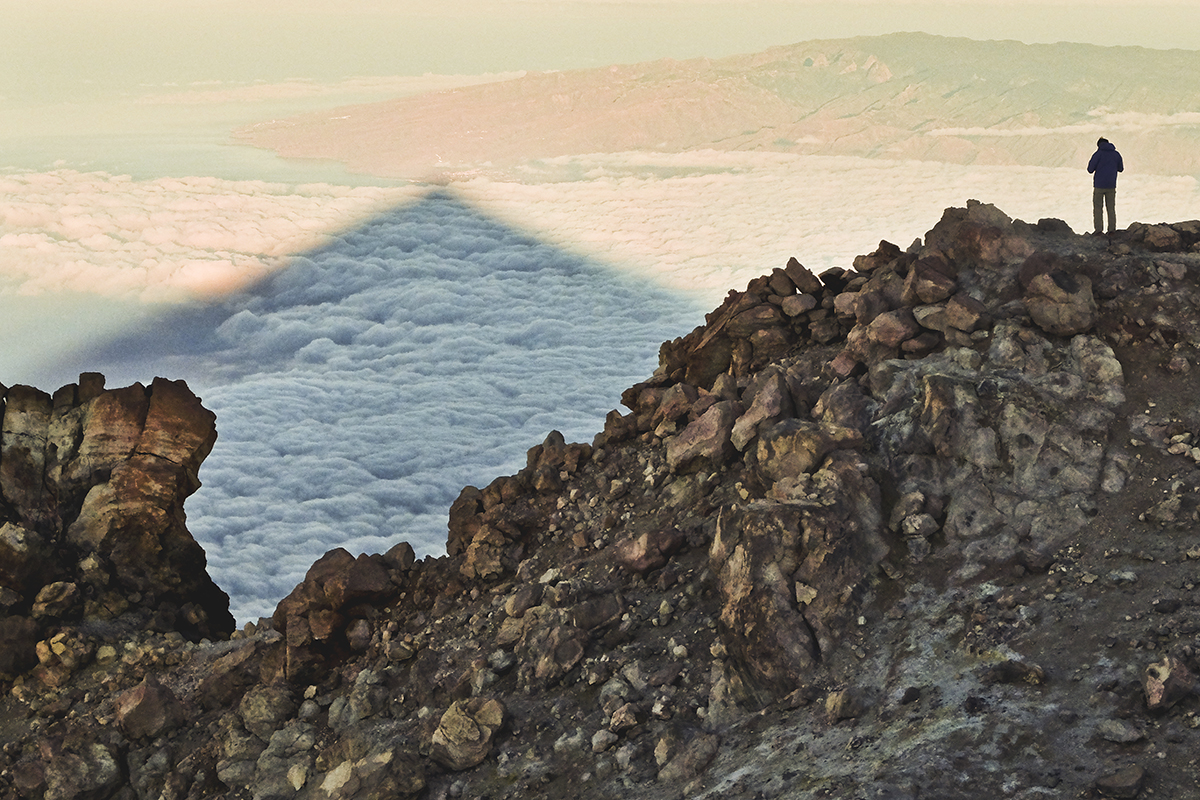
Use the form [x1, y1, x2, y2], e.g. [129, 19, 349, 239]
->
[5, 202, 1200, 799]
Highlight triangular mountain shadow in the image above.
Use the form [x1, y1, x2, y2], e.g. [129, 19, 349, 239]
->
[45, 188, 706, 623]
[61, 188, 700, 382]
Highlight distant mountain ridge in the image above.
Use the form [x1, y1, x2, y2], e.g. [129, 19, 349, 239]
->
[239, 32, 1200, 178]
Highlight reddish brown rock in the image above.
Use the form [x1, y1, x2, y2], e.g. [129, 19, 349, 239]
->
[1, 376, 231, 643]
[116, 675, 186, 739]
[615, 527, 685, 574]
[867, 309, 920, 347]
[780, 293, 818, 317]
[324, 553, 391, 610]
[944, 292, 988, 332]
[1142, 223, 1183, 251]
[852, 240, 903, 274]
[1017, 250, 1064, 290]
[728, 304, 785, 338]
[654, 383, 699, 425]
[767, 268, 796, 297]
[447, 486, 484, 556]
[902, 255, 957, 305]
[731, 368, 793, 452]
[665, 401, 742, 473]
[784, 257, 823, 294]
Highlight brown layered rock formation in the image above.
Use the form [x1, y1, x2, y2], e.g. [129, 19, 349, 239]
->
[7, 205, 1200, 800]
[0, 375, 233, 683]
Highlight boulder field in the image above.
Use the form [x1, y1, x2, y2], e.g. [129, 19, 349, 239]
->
[5, 202, 1200, 799]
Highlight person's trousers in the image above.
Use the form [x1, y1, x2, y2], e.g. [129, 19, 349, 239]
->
[1093, 188, 1116, 233]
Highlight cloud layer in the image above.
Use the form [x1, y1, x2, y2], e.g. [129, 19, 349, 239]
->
[0, 171, 411, 300]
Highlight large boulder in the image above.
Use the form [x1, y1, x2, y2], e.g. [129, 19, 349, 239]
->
[1, 375, 233, 645]
[116, 676, 187, 739]
[1024, 270, 1098, 336]
[666, 401, 742, 473]
[710, 452, 887, 702]
[272, 548, 399, 682]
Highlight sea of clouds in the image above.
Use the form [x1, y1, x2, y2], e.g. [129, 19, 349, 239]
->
[5, 153, 1199, 623]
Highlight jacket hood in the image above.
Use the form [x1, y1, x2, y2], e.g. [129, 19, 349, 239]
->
[1098, 141, 1116, 151]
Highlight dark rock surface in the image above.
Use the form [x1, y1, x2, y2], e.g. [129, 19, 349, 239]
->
[6, 202, 1200, 799]
[0, 376, 232, 680]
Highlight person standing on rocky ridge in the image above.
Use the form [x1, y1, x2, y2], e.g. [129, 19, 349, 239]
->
[1088, 137, 1124, 235]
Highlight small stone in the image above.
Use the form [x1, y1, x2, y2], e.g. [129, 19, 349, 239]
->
[387, 640, 416, 661]
[654, 737, 675, 767]
[1097, 719, 1145, 744]
[615, 743, 638, 771]
[287, 763, 308, 790]
[31, 581, 79, 619]
[1144, 655, 1194, 711]
[656, 732, 720, 784]
[609, 703, 639, 732]
[825, 687, 870, 720]
[781, 293, 817, 317]
[900, 513, 939, 538]
[1094, 764, 1146, 799]
[346, 618, 372, 651]
[430, 698, 506, 771]
[1109, 570, 1138, 585]
[907, 537, 931, 562]
[592, 729, 619, 753]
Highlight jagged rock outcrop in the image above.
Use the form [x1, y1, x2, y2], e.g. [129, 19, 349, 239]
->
[0, 375, 232, 689]
[7, 203, 1200, 800]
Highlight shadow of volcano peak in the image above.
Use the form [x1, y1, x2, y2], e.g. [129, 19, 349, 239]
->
[44, 185, 706, 623]
[61, 187, 696, 385]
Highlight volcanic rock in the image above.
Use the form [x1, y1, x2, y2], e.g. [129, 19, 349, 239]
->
[8, 202, 1200, 800]
[429, 698, 506, 770]
[1024, 269, 1098, 335]
[116, 675, 187, 739]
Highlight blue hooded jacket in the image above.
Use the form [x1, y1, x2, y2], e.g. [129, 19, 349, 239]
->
[1088, 140, 1123, 189]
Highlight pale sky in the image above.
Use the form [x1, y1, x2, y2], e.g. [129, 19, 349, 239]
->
[3, 1, 1198, 107]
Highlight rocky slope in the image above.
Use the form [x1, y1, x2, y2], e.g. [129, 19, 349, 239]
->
[237, 33, 1200, 179]
[5, 202, 1200, 799]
